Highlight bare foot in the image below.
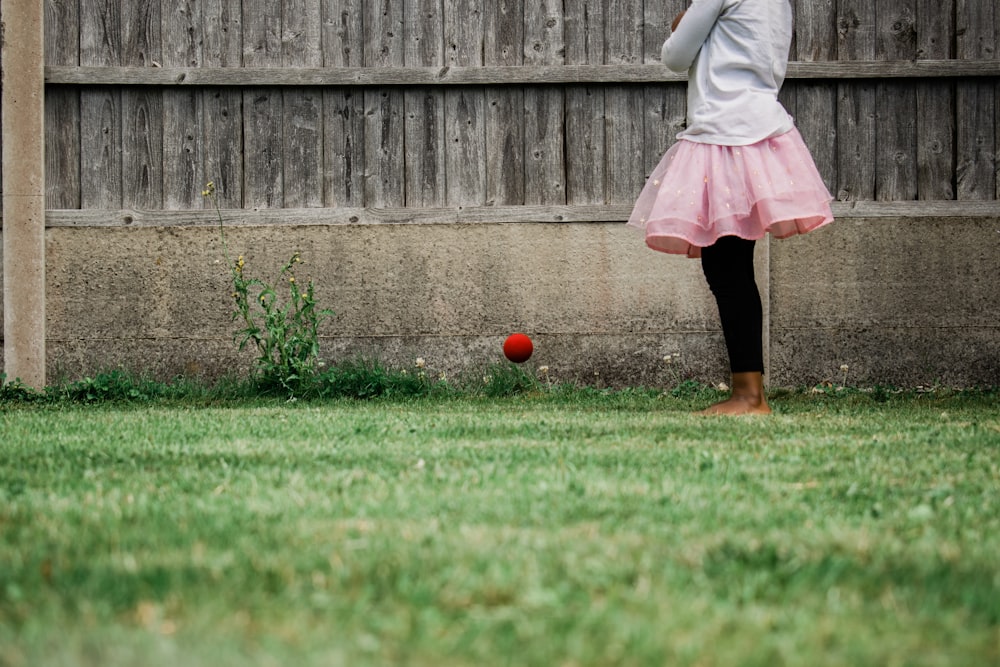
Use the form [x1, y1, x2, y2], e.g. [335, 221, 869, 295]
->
[695, 372, 772, 416]
[696, 395, 771, 416]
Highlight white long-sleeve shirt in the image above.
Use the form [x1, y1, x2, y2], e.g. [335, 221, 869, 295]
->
[662, 0, 794, 145]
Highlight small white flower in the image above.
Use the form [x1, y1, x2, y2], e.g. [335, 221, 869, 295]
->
[663, 355, 673, 364]
[538, 366, 549, 374]
[416, 459, 426, 470]
[415, 358, 426, 369]
[840, 364, 850, 373]
[438, 372, 447, 381]
[717, 382, 730, 392]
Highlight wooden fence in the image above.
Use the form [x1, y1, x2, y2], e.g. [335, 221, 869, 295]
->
[38, 0, 1000, 218]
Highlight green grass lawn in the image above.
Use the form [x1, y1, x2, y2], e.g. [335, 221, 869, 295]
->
[1, 389, 998, 666]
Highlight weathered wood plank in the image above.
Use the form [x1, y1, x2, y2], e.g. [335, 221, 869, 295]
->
[364, 0, 406, 207]
[564, 0, 605, 205]
[404, 0, 447, 207]
[793, 0, 837, 192]
[44, 0, 81, 208]
[835, 0, 876, 200]
[44, 200, 1000, 229]
[162, 0, 204, 209]
[323, 89, 366, 207]
[916, 0, 955, 200]
[875, 0, 918, 201]
[604, 0, 644, 205]
[444, 0, 486, 205]
[80, 0, 123, 208]
[242, 0, 283, 207]
[44, 59, 1000, 86]
[483, 0, 525, 206]
[641, 1, 686, 184]
[523, 0, 564, 206]
[282, 0, 323, 208]
[564, 0, 604, 65]
[321, 0, 364, 207]
[956, 0, 997, 200]
[322, 0, 364, 67]
[120, 0, 163, 209]
[202, 0, 243, 207]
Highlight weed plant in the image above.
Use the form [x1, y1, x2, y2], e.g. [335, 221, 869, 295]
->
[204, 182, 334, 396]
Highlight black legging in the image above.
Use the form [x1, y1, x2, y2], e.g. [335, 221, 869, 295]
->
[700, 236, 764, 374]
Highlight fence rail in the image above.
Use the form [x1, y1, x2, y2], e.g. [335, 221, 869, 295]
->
[44, 60, 1000, 86]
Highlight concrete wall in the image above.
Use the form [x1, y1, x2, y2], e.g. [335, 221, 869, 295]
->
[1, 215, 998, 388]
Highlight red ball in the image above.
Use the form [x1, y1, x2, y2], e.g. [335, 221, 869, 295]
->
[502, 333, 533, 363]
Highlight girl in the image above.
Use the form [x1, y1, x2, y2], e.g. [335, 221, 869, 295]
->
[628, 0, 834, 415]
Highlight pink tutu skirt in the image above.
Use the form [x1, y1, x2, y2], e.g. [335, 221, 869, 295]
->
[627, 128, 834, 258]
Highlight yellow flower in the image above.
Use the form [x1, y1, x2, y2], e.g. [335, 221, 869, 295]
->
[289, 277, 296, 284]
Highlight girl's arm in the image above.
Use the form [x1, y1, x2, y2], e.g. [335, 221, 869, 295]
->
[661, 0, 727, 72]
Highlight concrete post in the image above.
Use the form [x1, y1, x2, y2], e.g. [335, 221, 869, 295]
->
[1, 0, 47, 388]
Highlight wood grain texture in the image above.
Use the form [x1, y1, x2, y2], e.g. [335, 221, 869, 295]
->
[45, 59, 1000, 86]
[121, 0, 164, 208]
[563, 0, 604, 205]
[444, 0, 486, 205]
[80, 0, 123, 208]
[793, 0, 837, 194]
[523, 0, 564, 206]
[956, 0, 997, 200]
[203, 0, 244, 207]
[641, 0, 686, 184]
[242, 0, 283, 207]
[404, 0, 447, 206]
[604, 0, 644, 205]
[322, 0, 365, 207]
[44, 0, 81, 208]
[875, 0, 918, 201]
[364, 0, 406, 206]
[162, 0, 203, 209]
[916, 0, 955, 200]
[835, 0, 876, 200]
[281, 0, 323, 208]
[483, 0, 524, 206]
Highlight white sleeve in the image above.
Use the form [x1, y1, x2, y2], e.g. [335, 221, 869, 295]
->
[661, 0, 727, 72]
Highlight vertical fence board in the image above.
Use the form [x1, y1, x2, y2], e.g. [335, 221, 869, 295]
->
[794, 0, 836, 192]
[242, 0, 283, 207]
[564, 0, 605, 204]
[203, 0, 243, 207]
[484, 0, 525, 206]
[364, 0, 406, 207]
[282, 0, 323, 208]
[80, 0, 123, 208]
[604, 0, 644, 205]
[44, 0, 81, 208]
[404, 0, 447, 206]
[875, 0, 918, 200]
[641, 0, 686, 184]
[121, 0, 163, 208]
[915, 0, 955, 200]
[956, 0, 996, 200]
[322, 0, 365, 207]
[523, 0, 564, 206]
[163, 0, 204, 209]
[444, 0, 486, 205]
[835, 0, 876, 200]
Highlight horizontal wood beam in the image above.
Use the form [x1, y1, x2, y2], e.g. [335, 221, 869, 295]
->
[42, 201, 1000, 229]
[44, 60, 1000, 87]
